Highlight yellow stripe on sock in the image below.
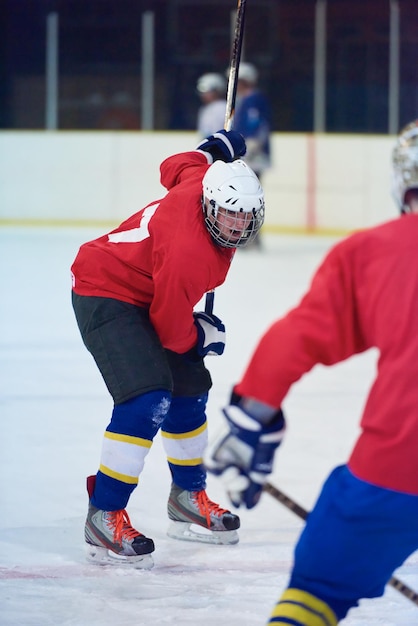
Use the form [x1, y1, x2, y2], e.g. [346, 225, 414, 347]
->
[269, 588, 337, 626]
[166, 456, 202, 466]
[104, 430, 152, 448]
[161, 422, 207, 439]
[99, 464, 139, 485]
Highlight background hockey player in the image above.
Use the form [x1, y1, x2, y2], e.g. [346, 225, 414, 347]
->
[196, 72, 227, 137]
[233, 62, 271, 180]
[71, 129, 265, 568]
[231, 62, 272, 249]
[206, 120, 418, 624]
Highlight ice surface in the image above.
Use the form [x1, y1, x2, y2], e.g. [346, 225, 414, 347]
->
[1, 227, 417, 625]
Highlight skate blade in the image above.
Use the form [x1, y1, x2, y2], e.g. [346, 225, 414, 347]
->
[85, 544, 154, 569]
[167, 521, 239, 545]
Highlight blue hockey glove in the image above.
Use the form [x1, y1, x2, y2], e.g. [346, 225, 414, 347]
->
[196, 129, 246, 163]
[205, 393, 285, 509]
[193, 311, 225, 357]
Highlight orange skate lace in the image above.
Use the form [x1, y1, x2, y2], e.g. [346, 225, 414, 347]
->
[107, 509, 141, 545]
[193, 490, 229, 528]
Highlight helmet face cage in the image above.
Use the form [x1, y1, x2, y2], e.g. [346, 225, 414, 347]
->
[203, 198, 265, 248]
[202, 160, 265, 248]
[392, 120, 418, 213]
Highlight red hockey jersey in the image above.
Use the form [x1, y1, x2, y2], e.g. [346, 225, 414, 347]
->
[71, 151, 234, 354]
[235, 214, 418, 495]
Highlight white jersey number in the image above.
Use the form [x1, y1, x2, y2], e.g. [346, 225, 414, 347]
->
[108, 203, 159, 244]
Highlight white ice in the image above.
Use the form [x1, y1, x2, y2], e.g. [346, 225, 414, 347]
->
[1, 227, 417, 626]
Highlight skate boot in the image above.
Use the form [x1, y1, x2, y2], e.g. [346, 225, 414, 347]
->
[85, 476, 155, 568]
[167, 482, 240, 545]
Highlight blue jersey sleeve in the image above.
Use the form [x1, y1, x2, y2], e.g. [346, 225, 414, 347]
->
[234, 92, 271, 140]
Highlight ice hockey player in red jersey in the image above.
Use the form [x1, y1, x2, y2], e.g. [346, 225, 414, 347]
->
[71, 129, 265, 568]
[206, 120, 418, 624]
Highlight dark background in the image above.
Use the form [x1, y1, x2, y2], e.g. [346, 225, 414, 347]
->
[1, 0, 417, 133]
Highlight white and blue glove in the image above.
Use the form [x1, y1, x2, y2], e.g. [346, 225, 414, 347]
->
[193, 311, 226, 357]
[205, 392, 286, 509]
[196, 129, 246, 163]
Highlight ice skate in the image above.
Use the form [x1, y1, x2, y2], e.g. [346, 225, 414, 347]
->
[167, 482, 240, 545]
[84, 476, 155, 569]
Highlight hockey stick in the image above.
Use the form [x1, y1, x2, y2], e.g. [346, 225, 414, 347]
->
[224, 0, 247, 132]
[205, 0, 247, 316]
[263, 481, 418, 607]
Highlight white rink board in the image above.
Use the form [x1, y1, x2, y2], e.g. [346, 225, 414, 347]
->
[0, 131, 397, 231]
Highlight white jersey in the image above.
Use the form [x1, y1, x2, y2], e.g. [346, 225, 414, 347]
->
[197, 100, 227, 137]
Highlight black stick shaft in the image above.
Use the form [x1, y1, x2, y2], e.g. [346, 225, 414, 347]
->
[224, 0, 247, 131]
[263, 481, 418, 607]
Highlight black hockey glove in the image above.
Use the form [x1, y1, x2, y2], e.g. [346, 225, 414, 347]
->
[193, 311, 225, 357]
[205, 392, 285, 509]
[196, 129, 246, 163]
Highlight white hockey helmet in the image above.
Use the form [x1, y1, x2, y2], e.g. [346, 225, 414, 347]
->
[392, 120, 418, 213]
[202, 159, 265, 248]
[238, 62, 258, 84]
[196, 73, 226, 94]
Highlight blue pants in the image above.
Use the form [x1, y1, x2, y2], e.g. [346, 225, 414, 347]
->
[288, 465, 418, 620]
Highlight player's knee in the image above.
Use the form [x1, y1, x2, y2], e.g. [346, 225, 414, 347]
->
[267, 588, 338, 625]
[110, 390, 171, 439]
[163, 393, 208, 432]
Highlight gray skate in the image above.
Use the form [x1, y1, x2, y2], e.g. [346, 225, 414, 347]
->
[167, 483, 240, 545]
[85, 502, 155, 568]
